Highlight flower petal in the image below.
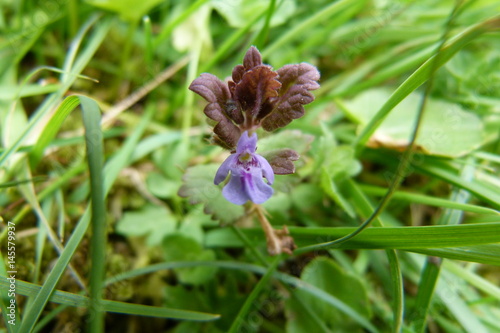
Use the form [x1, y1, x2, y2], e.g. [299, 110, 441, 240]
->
[214, 154, 237, 185]
[256, 154, 275, 184]
[221, 172, 249, 205]
[236, 131, 258, 154]
[243, 169, 274, 204]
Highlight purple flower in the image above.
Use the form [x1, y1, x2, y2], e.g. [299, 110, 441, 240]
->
[215, 131, 274, 205]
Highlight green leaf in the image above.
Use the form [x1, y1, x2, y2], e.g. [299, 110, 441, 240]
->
[342, 88, 485, 157]
[212, 0, 296, 29]
[86, 0, 163, 21]
[178, 164, 245, 225]
[285, 257, 371, 332]
[146, 172, 181, 199]
[258, 129, 314, 156]
[162, 234, 217, 286]
[290, 223, 500, 250]
[204, 227, 500, 265]
[116, 205, 177, 246]
[29, 95, 80, 167]
[320, 167, 356, 218]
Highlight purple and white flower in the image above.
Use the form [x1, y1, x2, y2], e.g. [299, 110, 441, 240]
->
[214, 131, 274, 205]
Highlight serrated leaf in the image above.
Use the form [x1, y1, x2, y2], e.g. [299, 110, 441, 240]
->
[116, 205, 177, 246]
[163, 234, 217, 285]
[190, 73, 241, 148]
[234, 65, 281, 119]
[262, 63, 320, 131]
[263, 148, 299, 175]
[178, 164, 245, 224]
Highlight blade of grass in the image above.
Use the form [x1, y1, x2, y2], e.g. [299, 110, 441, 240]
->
[80, 95, 106, 333]
[386, 249, 404, 333]
[411, 156, 476, 332]
[291, 222, 500, 250]
[252, 0, 276, 48]
[443, 260, 500, 302]
[436, 274, 488, 333]
[29, 95, 80, 167]
[17, 95, 102, 332]
[0, 277, 219, 321]
[411, 257, 442, 333]
[410, 245, 500, 266]
[200, 8, 267, 72]
[415, 161, 500, 210]
[153, 0, 210, 48]
[227, 256, 281, 333]
[262, 0, 363, 58]
[0, 176, 47, 189]
[359, 184, 499, 216]
[17, 161, 86, 290]
[354, 14, 500, 153]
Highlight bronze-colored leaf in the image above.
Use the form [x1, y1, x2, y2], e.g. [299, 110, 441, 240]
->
[190, 73, 242, 148]
[243, 46, 263, 70]
[234, 65, 281, 118]
[262, 63, 320, 131]
[212, 121, 240, 150]
[262, 148, 299, 175]
[189, 73, 230, 105]
[231, 65, 245, 84]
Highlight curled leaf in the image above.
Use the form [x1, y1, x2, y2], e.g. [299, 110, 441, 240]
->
[243, 45, 263, 70]
[234, 65, 281, 119]
[262, 148, 300, 175]
[189, 73, 242, 149]
[262, 63, 320, 131]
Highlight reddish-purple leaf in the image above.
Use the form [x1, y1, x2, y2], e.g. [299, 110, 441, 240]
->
[190, 73, 242, 149]
[234, 65, 281, 118]
[243, 46, 263, 70]
[263, 149, 300, 175]
[231, 65, 245, 85]
[189, 73, 230, 106]
[262, 63, 320, 131]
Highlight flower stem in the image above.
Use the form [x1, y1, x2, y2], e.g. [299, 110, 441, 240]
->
[253, 204, 296, 256]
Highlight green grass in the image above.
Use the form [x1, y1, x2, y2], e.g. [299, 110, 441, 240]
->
[1, 0, 499, 332]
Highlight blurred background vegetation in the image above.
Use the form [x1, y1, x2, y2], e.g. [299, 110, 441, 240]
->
[1, 0, 500, 332]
